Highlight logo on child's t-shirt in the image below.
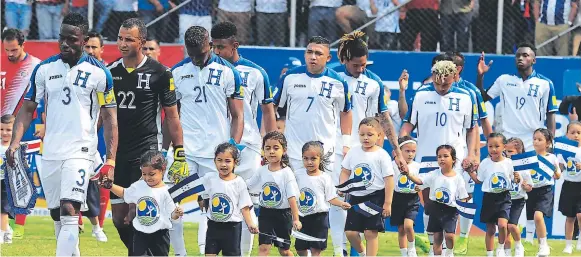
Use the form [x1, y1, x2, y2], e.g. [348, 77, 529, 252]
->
[529, 169, 544, 184]
[137, 196, 159, 226]
[261, 182, 283, 208]
[567, 159, 580, 176]
[210, 193, 233, 222]
[397, 174, 415, 193]
[490, 173, 509, 193]
[299, 188, 317, 214]
[353, 164, 373, 188]
[434, 187, 451, 204]
[510, 181, 520, 198]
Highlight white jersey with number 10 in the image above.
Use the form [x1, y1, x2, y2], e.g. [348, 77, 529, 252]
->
[274, 66, 351, 160]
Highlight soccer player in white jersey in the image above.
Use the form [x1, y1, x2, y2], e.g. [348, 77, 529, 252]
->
[210, 21, 277, 256]
[476, 43, 557, 151]
[274, 36, 353, 172]
[170, 26, 244, 254]
[5, 13, 118, 256]
[330, 31, 408, 257]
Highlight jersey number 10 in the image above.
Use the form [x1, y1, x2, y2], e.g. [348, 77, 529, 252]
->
[435, 112, 448, 126]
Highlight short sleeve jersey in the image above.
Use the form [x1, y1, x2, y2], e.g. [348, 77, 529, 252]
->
[341, 146, 394, 196]
[233, 56, 273, 153]
[486, 71, 558, 136]
[201, 173, 253, 223]
[274, 66, 351, 160]
[171, 54, 243, 159]
[403, 84, 477, 162]
[2, 53, 41, 116]
[108, 57, 176, 158]
[294, 168, 337, 216]
[124, 180, 176, 233]
[246, 166, 300, 209]
[420, 169, 469, 208]
[25, 53, 114, 160]
[477, 158, 514, 193]
[336, 66, 388, 148]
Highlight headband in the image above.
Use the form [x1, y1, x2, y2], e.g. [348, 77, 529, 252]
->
[398, 140, 417, 148]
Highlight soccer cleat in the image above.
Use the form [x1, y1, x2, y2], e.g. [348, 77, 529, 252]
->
[92, 227, 108, 242]
[496, 248, 506, 257]
[454, 237, 468, 255]
[563, 245, 573, 254]
[415, 234, 431, 253]
[537, 244, 550, 257]
[408, 248, 418, 257]
[12, 224, 24, 239]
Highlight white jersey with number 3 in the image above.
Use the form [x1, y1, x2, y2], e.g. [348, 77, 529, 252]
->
[487, 71, 558, 136]
[274, 66, 351, 160]
[404, 84, 477, 162]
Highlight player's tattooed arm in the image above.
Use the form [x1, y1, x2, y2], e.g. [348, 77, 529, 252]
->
[101, 107, 118, 162]
[228, 98, 244, 143]
[380, 112, 408, 172]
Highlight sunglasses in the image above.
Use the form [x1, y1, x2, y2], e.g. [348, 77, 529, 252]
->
[142, 47, 157, 51]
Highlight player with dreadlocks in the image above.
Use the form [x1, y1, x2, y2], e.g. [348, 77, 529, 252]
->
[332, 30, 409, 257]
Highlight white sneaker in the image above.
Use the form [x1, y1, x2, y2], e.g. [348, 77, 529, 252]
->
[537, 244, 550, 256]
[4, 230, 12, 244]
[496, 248, 506, 257]
[514, 246, 525, 257]
[428, 247, 434, 256]
[91, 228, 108, 242]
[563, 245, 573, 254]
[577, 241, 581, 251]
[408, 248, 418, 257]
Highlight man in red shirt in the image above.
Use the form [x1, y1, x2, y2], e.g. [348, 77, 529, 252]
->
[1, 28, 41, 240]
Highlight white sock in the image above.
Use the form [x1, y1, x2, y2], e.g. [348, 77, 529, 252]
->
[567, 240, 573, 247]
[92, 224, 100, 232]
[428, 233, 435, 245]
[459, 216, 473, 238]
[498, 243, 505, 250]
[56, 216, 80, 256]
[401, 248, 409, 256]
[423, 213, 430, 232]
[515, 240, 523, 249]
[487, 250, 494, 257]
[170, 219, 187, 256]
[408, 240, 416, 249]
[198, 215, 208, 255]
[329, 204, 348, 256]
[539, 237, 547, 246]
[54, 221, 62, 239]
[240, 210, 257, 256]
[504, 248, 512, 256]
[525, 220, 535, 242]
[445, 248, 454, 256]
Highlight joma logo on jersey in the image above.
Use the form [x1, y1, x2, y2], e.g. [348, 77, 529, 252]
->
[448, 98, 461, 111]
[424, 101, 436, 105]
[136, 73, 152, 90]
[527, 84, 540, 97]
[181, 74, 194, 80]
[294, 84, 306, 88]
[72, 188, 85, 194]
[355, 81, 368, 95]
[49, 74, 63, 80]
[507, 83, 517, 87]
[319, 81, 334, 98]
[206, 68, 222, 86]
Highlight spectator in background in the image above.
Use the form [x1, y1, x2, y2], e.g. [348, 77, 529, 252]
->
[94, 0, 116, 37]
[371, 0, 401, 50]
[255, 0, 288, 46]
[574, 6, 581, 56]
[400, 0, 439, 52]
[440, 0, 473, 52]
[308, 0, 342, 41]
[142, 38, 161, 61]
[138, 0, 176, 43]
[534, 0, 578, 56]
[178, 0, 212, 43]
[4, 0, 32, 38]
[217, 0, 252, 44]
[336, 0, 375, 46]
[107, 0, 138, 41]
[69, 0, 88, 17]
[36, 0, 66, 40]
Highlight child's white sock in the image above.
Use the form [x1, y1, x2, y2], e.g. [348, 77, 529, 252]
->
[92, 224, 100, 232]
[56, 216, 79, 256]
[408, 240, 416, 249]
[525, 220, 535, 242]
[487, 250, 494, 257]
[198, 216, 208, 255]
[445, 248, 454, 257]
[498, 243, 505, 249]
[539, 237, 547, 246]
[567, 240, 573, 248]
[428, 233, 434, 245]
[515, 239, 523, 248]
[401, 248, 409, 256]
[459, 215, 473, 238]
[170, 219, 187, 256]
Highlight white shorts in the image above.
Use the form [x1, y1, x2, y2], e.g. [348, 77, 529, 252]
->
[41, 158, 94, 210]
[236, 148, 261, 181]
[187, 156, 217, 178]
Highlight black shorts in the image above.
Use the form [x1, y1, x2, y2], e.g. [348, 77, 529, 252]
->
[480, 191, 511, 224]
[111, 156, 141, 201]
[258, 208, 292, 250]
[526, 185, 554, 219]
[390, 192, 420, 226]
[427, 202, 458, 234]
[559, 180, 581, 217]
[1, 180, 10, 214]
[132, 229, 170, 256]
[82, 180, 100, 217]
[295, 212, 329, 251]
[345, 189, 385, 233]
[509, 198, 526, 225]
[205, 220, 242, 256]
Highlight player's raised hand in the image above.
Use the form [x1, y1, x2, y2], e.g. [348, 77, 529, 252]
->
[399, 69, 409, 90]
[168, 146, 189, 183]
[477, 52, 493, 75]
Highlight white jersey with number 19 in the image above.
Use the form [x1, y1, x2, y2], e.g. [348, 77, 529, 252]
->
[404, 84, 477, 162]
[24, 53, 114, 160]
[171, 54, 243, 159]
[274, 66, 351, 160]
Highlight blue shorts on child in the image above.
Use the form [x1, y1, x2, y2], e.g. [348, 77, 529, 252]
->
[390, 192, 420, 226]
[427, 202, 458, 233]
[559, 181, 581, 218]
[295, 212, 329, 251]
[205, 220, 242, 256]
[509, 198, 526, 225]
[526, 185, 554, 219]
[345, 189, 386, 233]
[480, 191, 511, 224]
[259, 208, 293, 250]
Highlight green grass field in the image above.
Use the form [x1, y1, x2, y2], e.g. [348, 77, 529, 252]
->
[1, 216, 580, 256]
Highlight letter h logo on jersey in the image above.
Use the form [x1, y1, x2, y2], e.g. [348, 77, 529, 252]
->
[448, 98, 461, 111]
[206, 68, 223, 86]
[355, 81, 368, 95]
[528, 84, 540, 97]
[136, 73, 152, 90]
[73, 70, 91, 88]
[319, 81, 334, 98]
[239, 71, 250, 87]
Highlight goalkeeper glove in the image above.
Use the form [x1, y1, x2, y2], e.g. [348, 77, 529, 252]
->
[168, 146, 189, 183]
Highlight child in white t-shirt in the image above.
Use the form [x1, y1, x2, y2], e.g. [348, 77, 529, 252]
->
[558, 121, 581, 253]
[101, 150, 183, 256]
